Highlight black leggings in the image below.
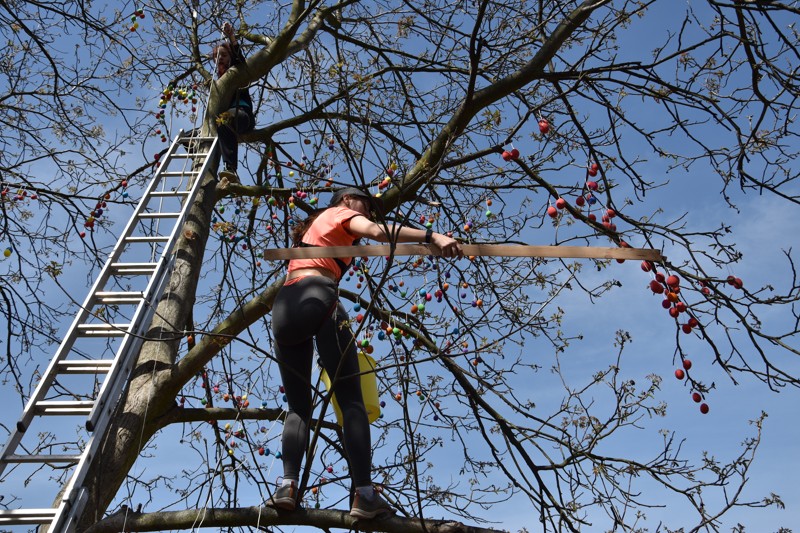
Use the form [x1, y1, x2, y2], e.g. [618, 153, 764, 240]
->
[271, 276, 372, 486]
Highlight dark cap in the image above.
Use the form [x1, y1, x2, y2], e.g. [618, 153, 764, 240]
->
[329, 187, 384, 213]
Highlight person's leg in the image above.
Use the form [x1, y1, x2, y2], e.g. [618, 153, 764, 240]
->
[316, 303, 395, 518]
[235, 108, 255, 135]
[315, 303, 372, 486]
[275, 338, 313, 482]
[217, 122, 237, 174]
[264, 338, 312, 510]
[217, 108, 254, 181]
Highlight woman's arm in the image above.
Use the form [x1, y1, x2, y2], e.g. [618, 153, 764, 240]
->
[223, 22, 247, 64]
[347, 216, 463, 258]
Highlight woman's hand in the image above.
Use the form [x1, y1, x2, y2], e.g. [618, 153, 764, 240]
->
[222, 22, 237, 45]
[430, 233, 463, 258]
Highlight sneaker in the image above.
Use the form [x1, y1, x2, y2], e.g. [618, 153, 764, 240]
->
[218, 167, 240, 184]
[350, 490, 395, 519]
[266, 481, 297, 511]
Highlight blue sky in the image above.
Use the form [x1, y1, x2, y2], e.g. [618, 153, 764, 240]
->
[7, 169, 798, 531]
[2, 1, 799, 531]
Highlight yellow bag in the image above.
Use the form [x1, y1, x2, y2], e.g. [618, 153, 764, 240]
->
[320, 352, 381, 426]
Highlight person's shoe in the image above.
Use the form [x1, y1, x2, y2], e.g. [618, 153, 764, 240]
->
[350, 490, 395, 519]
[218, 167, 240, 184]
[265, 481, 297, 511]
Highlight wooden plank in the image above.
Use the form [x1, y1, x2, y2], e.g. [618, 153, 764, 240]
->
[262, 244, 663, 261]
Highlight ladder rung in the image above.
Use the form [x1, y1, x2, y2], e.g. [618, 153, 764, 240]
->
[160, 171, 200, 177]
[171, 152, 209, 158]
[137, 212, 182, 219]
[150, 190, 190, 197]
[57, 360, 114, 374]
[76, 323, 131, 337]
[5, 454, 82, 464]
[109, 262, 158, 275]
[34, 400, 95, 416]
[0, 509, 58, 525]
[179, 134, 215, 142]
[93, 291, 145, 304]
[124, 236, 170, 243]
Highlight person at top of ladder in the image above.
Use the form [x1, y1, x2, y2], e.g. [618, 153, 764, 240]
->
[212, 21, 255, 185]
[267, 187, 462, 519]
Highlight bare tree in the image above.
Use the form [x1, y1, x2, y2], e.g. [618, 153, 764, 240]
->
[1, 0, 798, 531]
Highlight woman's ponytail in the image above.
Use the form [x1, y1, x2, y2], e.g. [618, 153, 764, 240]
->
[291, 208, 327, 244]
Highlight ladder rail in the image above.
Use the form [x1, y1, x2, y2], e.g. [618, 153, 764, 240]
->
[46, 257, 175, 533]
[84, 253, 175, 432]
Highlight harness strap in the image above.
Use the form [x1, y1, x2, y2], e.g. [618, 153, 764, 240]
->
[298, 241, 352, 276]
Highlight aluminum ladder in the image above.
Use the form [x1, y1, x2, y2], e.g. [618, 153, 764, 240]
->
[0, 131, 218, 532]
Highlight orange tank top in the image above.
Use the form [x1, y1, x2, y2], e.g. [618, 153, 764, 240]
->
[287, 206, 365, 279]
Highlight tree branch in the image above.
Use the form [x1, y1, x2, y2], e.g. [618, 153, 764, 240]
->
[84, 505, 507, 533]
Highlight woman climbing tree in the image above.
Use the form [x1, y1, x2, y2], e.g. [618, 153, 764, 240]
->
[267, 186, 462, 518]
[211, 21, 255, 184]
